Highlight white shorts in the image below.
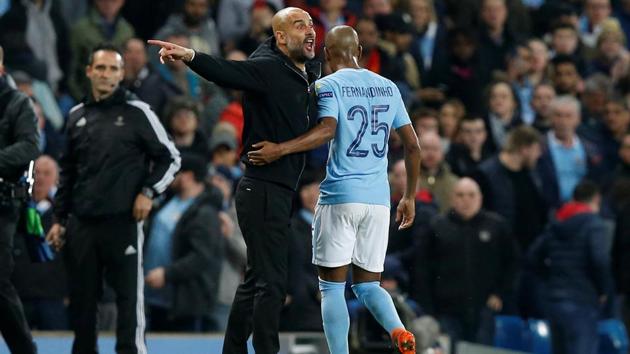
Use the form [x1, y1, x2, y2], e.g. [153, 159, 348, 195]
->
[312, 203, 390, 273]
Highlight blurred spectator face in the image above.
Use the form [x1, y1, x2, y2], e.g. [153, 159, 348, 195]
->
[551, 101, 580, 140]
[489, 82, 516, 117]
[583, 87, 608, 116]
[598, 32, 625, 60]
[509, 46, 534, 77]
[450, 32, 476, 61]
[321, 0, 347, 12]
[420, 132, 444, 170]
[409, 0, 433, 29]
[531, 84, 556, 117]
[552, 28, 579, 55]
[481, 0, 507, 32]
[528, 40, 549, 73]
[390, 159, 407, 195]
[414, 115, 439, 137]
[123, 39, 147, 78]
[299, 182, 320, 213]
[363, 0, 392, 18]
[620, 134, 630, 164]
[33, 156, 58, 202]
[165, 35, 190, 71]
[170, 108, 198, 136]
[16, 81, 33, 97]
[451, 178, 482, 220]
[460, 119, 487, 152]
[604, 101, 630, 136]
[86, 50, 124, 98]
[356, 19, 379, 51]
[94, 0, 124, 19]
[520, 142, 542, 169]
[553, 62, 580, 94]
[385, 30, 413, 52]
[213, 146, 238, 167]
[439, 103, 461, 139]
[171, 170, 194, 193]
[251, 4, 274, 35]
[184, 0, 209, 26]
[585, 0, 611, 25]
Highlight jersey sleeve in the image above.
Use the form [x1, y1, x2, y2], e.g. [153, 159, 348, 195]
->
[315, 79, 339, 121]
[392, 88, 412, 129]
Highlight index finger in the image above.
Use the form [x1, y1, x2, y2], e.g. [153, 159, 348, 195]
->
[147, 39, 173, 49]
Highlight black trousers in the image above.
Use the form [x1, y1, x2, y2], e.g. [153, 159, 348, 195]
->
[223, 177, 293, 354]
[0, 204, 37, 354]
[64, 216, 146, 354]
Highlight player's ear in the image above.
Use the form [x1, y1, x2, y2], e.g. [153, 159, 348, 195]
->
[324, 47, 330, 63]
[275, 30, 286, 45]
[357, 45, 363, 62]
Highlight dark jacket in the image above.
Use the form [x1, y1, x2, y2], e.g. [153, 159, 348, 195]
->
[186, 37, 320, 190]
[282, 211, 322, 331]
[446, 143, 491, 177]
[149, 187, 225, 318]
[528, 203, 613, 307]
[414, 210, 516, 316]
[536, 134, 605, 209]
[388, 191, 438, 280]
[613, 201, 630, 294]
[475, 156, 546, 230]
[54, 88, 180, 223]
[409, 23, 450, 89]
[0, 76, 40, 183]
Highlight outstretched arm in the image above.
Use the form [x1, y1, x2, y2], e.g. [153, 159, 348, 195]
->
[147, 39, 267, 92]
[247, 117, 337, 165]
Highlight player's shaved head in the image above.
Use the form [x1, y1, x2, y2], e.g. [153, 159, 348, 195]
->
[272, 7, 309, 33]
[325, 25, 360, 60]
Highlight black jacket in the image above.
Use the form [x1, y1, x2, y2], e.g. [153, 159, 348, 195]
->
[186, 37, 320, 190]
[0, 76, 40, 183]
[414, 210, 517, 316]
[54, 88, 180, 222]
[529, 210, 613, 307]
[282, 212, 322, 331]
[147, 187, 225, 317]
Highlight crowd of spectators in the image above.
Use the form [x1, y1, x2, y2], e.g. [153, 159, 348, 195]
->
[2, 0, 630, 351]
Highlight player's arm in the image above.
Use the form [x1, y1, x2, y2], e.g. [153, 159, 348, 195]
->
[147, 39, 267, 92]
[396, 124, 421, 229]
[247, 117, 337, 165]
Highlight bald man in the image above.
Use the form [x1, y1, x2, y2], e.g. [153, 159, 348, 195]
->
[248, 25, 420, 354]
[150, 7, 318, 354]
[415, 177, 516, 348]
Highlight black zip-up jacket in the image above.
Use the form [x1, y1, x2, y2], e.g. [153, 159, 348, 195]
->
[0, 76, 40, 183]
[414, 210, 517, 316]
[186, 37, 320, 190]
[54, 88, 180, 223]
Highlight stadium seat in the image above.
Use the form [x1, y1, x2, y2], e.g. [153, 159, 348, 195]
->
[494, 316, 527, 351]
[598, 319, 629, 354]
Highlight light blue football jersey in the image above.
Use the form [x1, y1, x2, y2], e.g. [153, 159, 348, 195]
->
[315, 68, 411, 207]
